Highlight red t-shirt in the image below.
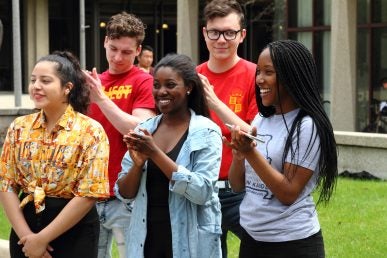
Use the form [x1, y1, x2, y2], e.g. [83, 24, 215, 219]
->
[197, 59, 258, 180]
[88, 66, 155, 195]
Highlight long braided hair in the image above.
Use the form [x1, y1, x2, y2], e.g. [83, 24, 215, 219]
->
[256, 40, 338, 204]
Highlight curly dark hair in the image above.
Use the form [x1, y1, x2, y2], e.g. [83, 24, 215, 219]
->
[106, 12, 146, 46]
[37, 51, 90, 114]
[153, 53, 210, 118]
[256, 40, 338, 204]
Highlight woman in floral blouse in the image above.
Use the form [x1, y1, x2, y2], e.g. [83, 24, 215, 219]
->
[0, 51, 109, 258]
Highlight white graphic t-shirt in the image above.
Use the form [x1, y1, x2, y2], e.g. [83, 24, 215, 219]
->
[240, 109, 321, 242]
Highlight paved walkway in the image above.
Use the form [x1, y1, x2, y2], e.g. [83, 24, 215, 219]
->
[0, 94, 34, 109]
[0, 239, 10, 258]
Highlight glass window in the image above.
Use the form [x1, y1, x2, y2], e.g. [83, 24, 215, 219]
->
[287, 0, 332, 117]
[294, 32, 313, 51]
[316, 0, 331, 26]
[372, 0, 387, 23]
[372, 28, 387, 99]
[0, 0, 13, 91]
[288, 0, 313, 27]
[272, 0, 286, 41]
[288, 32, 313, 52]
[358, 0, 387, 133]
[49, 1, 80, 54]
[357, 0, 369, 24]
[357, 29, 370, 132]
[315, 31, 331, 115]
[296, 0, 312, 26]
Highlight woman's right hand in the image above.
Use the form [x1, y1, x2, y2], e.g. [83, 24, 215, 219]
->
[123, 130, 147, 166]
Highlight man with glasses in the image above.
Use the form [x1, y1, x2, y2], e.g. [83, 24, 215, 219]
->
[197, 0, 258, 257]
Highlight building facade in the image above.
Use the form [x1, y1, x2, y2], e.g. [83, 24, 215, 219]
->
[1, 0, 387, 133]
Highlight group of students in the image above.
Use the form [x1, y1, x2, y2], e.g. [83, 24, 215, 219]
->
[0, 0, 338, 258]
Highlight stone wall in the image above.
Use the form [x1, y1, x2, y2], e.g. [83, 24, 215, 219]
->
[335, 131, 387, 180]
[0, 108, 37, 146]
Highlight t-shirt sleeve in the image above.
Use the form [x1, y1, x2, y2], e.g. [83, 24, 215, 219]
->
[132, 75, 155, 110]
[286, 117, 320, 171]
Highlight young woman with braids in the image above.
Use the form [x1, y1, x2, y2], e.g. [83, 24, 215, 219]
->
[0, 51, 109, 258]
[224, 40, 338, 258]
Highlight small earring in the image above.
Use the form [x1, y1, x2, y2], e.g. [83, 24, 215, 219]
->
[187, 91, 190, 95]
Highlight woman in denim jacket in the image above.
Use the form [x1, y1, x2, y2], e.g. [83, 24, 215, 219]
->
[114, 54, 222, 258]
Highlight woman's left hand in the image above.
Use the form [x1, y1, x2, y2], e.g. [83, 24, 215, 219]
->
[19, 233, 50, 258]
[223, 125, 256, 154]
[124, 128, 159, 157]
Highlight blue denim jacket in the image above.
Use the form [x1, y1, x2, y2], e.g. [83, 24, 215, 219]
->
[114, 109, 222, 258]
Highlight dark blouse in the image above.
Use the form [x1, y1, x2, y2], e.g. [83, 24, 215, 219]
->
[146, 129, 188, 222]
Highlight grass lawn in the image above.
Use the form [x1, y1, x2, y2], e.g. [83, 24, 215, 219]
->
[1, 178, 386, 257]
[318, 178, 387, 258]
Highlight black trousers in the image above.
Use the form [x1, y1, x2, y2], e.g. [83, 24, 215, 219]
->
[239, 229, 325, 258]
[10, 196, 99, 258]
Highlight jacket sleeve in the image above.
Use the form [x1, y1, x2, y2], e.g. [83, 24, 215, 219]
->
[170, 128, 222, 205]
[113, 151, 138, 204]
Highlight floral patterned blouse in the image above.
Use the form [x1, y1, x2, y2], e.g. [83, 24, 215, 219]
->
[0, 105, 110, 213]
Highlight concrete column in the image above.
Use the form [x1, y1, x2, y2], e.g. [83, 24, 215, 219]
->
[330, 0, 357, 131]
[12, 0, 22, 106]
[25, 0, 36, 89]
[177, 0, 199, 64]
[35, 0, 49, 58]
[25, 0, 49, 88]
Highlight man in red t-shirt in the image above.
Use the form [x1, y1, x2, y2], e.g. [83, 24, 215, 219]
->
[196, 1, 258, 257]
[84, 12, 155, 258]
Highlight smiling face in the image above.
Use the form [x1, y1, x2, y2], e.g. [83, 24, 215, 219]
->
[203, 12, 246, 62]
[153, 66, 192, 115]
[104, 36, 140, 74]
[256, 48, 296, 114]
[29, 61, 69, 112]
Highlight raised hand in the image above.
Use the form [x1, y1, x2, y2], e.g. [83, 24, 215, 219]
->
[82, 67, 106, 103]
[123, 128, 160, 166]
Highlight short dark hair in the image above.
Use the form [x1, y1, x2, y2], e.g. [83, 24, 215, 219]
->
[153, 54, 210, 117]
[203, 0, 245, 29]
[106, 12, 146, 46]
[141, 45, 154, 54]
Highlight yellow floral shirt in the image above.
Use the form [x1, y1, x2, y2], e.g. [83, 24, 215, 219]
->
[0, 105, 110, 213]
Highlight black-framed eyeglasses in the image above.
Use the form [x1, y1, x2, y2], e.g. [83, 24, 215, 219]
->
[206, 29, 242, 41]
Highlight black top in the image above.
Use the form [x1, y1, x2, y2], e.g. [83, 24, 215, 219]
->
[146, 129, 188, 222]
